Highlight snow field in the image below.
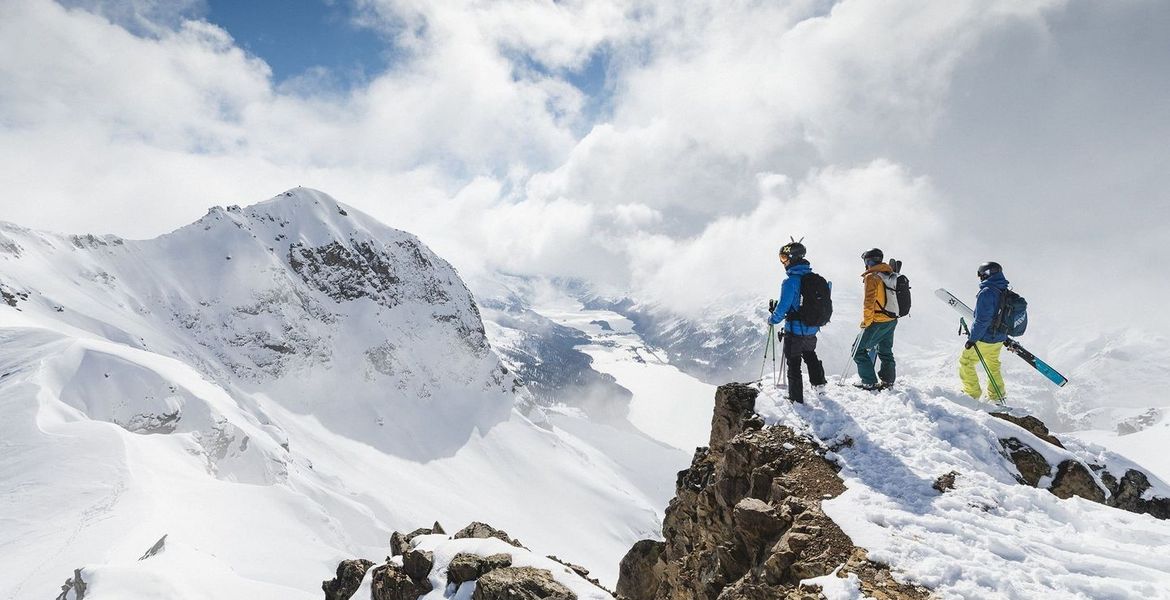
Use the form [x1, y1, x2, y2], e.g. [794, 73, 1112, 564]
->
[756, 377, 1170, 599]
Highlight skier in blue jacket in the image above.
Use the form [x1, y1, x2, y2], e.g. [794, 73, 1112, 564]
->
[767, 241, 827, 402]
[961, 262, 1010, 401]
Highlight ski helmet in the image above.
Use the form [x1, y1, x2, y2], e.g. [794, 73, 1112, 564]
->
[779, 241, 807, 260]
[861, 248, 884, 262]
[977, 261, 1003, 280]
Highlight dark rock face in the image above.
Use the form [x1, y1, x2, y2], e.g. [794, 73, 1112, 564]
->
[447, 553, 486, 586]
[453, 521, 525, 548]
[1000, 437, 1051, 486]
[55, 568, 87, 600]
[389, 524, 441, 557]
[1100, 469, 1170, 519]
[472, 566, 577, 600]
[322, 559, 374, 600]
[617, 540, 666, 600]
[616, 383, 930, 600]
[447, 551, 515, 587]
[933, 471, 959, 493]
[288, 239, 443, 309]
[370, 563, 431, 600]
[990, 412, 1064, 448]
[1049, 460, 1108, 503]
[996, 415, 1170, 519]
[402, 549, 434, 583]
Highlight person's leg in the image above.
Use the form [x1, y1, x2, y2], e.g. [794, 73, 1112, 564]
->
[852, 327, 879, 385]
[783, 334, 805, 402]
[802, 335, 826, 386]
[875, 321, 897, 384]
[979, 341, 1006, 401]
[958, 346, 983, 399]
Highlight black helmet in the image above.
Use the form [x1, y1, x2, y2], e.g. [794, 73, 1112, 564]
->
[861, 248, 884, 262]
[779, 241, 807, 259]
[977, 261, 1003, 280]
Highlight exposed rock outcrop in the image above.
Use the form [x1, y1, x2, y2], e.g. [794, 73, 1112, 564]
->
[616, 383, 929, 600]
[993, 412, 1170, 518]
[389, 523, 444, 556]
[454, 521, 525, 548]
[322, 559, 374, 600]
[447, 552, 513, 586]
[473, 566, 577, 600]
[328, 521, 595, 600]
[370, 563, 431, 600]
[55, 568, 87, 600]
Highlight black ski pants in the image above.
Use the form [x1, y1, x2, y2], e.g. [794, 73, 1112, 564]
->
[783, 333, 826, 403]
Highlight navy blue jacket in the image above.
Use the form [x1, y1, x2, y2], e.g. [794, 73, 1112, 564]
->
[768, 260, 822, 336]
[970, 272, 1010, 344]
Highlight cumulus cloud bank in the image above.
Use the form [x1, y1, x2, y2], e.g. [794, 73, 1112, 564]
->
[1, 0, 1167, 330]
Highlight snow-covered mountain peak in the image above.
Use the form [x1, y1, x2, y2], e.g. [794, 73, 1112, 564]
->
[1, 189, 680, 598]
[185, 187, 394, 247]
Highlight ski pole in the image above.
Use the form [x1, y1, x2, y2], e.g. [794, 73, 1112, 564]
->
[758, 323, 774, 385]
[841, 331, 862, 380]
[776, 330, 785, 388]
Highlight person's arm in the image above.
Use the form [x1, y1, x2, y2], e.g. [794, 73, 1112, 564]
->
[770, 278, 797, 324]
[861, 274, 877, 328]
[969, 288, 995, 342]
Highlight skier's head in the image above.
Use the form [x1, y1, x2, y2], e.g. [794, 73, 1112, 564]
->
[977, 261, 1003, 281]
[779, 240, 806, 265]
[861, 248, 884, 268]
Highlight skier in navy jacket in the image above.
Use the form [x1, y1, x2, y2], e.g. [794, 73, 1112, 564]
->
[767, 241, 827, 402]
[961, 262, 1010, 401]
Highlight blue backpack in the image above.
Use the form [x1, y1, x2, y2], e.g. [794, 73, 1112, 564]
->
[993, 289, 1028, 337]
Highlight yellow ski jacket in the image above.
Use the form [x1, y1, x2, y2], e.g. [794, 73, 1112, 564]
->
[861, 263, 896, 328]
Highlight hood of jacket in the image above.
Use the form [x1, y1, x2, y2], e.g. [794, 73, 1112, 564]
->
[979, 271, 1010, 291]
[786, 259, 812, 277]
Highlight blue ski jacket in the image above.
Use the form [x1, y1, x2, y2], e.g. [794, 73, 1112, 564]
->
[970, 272, 1010, 344]
[768, 260, 822, 336]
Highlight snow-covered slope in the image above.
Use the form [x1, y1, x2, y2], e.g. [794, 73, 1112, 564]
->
[0, 189, 673, 598]
[755, 378, 1170, 598]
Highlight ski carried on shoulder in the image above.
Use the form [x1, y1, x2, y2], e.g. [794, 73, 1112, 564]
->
[934, 288, 1068, 387]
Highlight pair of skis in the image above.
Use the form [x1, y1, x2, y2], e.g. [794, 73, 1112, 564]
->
[934, 288, 1068, 388]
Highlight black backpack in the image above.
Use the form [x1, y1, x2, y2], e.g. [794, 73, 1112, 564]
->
[791, 272, 832, 326]
[992, 289, 1028, 336]
[876, 259, 912, 318]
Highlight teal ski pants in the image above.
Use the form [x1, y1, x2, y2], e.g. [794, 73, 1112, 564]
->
[854, 320, 897, 385]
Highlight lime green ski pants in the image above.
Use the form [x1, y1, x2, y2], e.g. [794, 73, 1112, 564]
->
[959, 341, 1005, 401]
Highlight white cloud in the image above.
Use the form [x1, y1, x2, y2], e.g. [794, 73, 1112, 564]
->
[0, 0, 1167, 330]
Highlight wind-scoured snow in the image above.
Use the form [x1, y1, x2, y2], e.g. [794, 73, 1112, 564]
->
[755, 376, 1170, 599]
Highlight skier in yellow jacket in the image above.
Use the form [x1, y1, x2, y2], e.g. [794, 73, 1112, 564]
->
[853, 248, 897, 390]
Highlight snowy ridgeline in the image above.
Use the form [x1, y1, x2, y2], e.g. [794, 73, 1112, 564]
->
[758, 380, 1170, 598]
[616, 379, 1170, 600]
[0, 189, 678, 599]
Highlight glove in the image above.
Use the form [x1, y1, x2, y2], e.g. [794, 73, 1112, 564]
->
[964, 340, 976, 350]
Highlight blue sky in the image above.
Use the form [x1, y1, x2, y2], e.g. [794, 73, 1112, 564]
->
[205, 0, 391, 85]
[203, 0, 611, 102]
